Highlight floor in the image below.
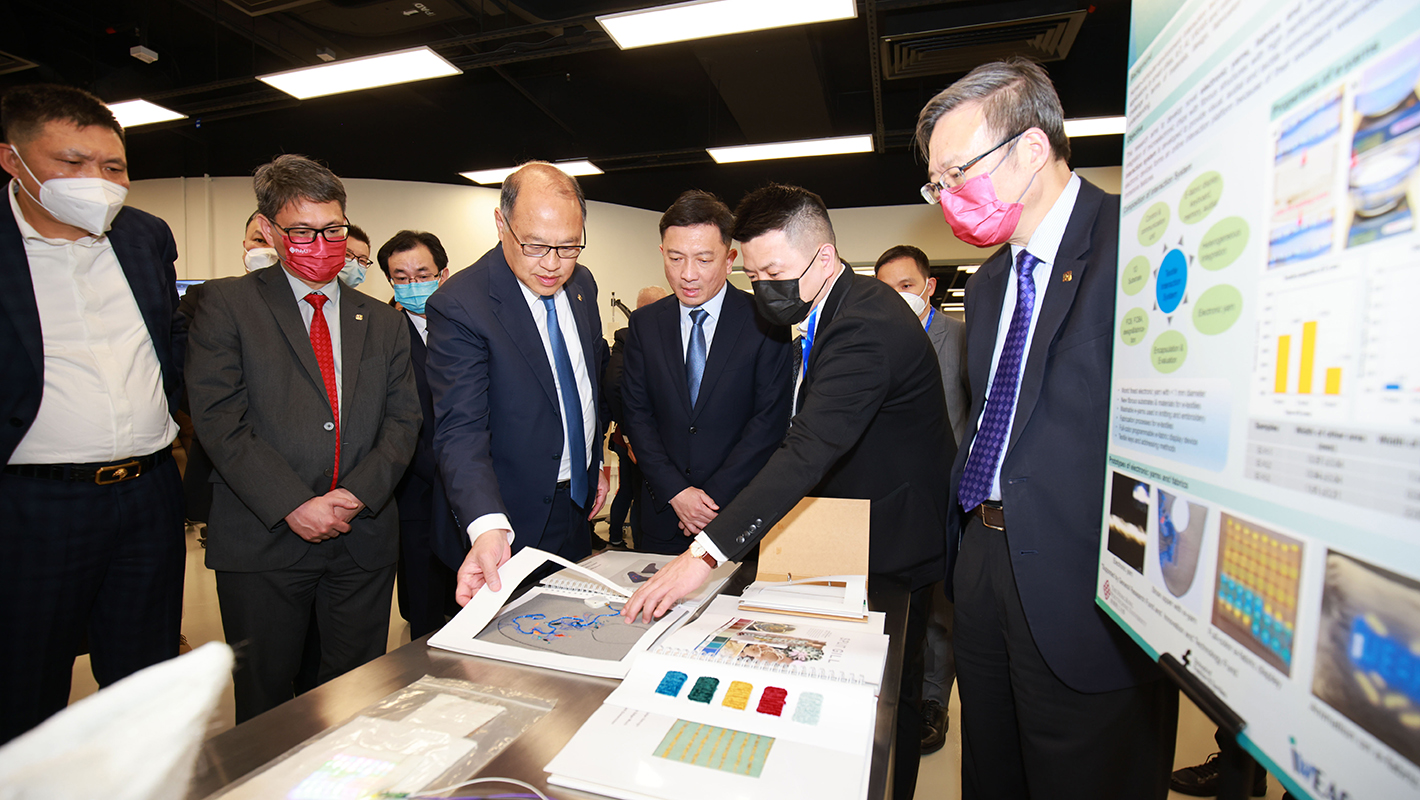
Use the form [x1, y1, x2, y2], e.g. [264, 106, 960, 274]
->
[66, 523, 1292, 799]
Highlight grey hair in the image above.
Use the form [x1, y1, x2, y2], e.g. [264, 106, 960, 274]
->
[253, 154, 346, 222]
[636, 286, 668, 308]
[499, 161, 587, 222]
[915, 57, 1070, 164]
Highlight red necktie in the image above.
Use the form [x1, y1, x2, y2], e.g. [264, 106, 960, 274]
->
[305, 292, 339, 490]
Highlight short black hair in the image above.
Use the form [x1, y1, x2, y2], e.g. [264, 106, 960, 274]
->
[2, 83, 125, 146]
[347, 223, 370, 248]
[874, 245, 930, 280]
[253, 154, 346, 222]
[377, 230, 449, 279]
[660, 190, 734, 245]
[730, 183, 834, 249]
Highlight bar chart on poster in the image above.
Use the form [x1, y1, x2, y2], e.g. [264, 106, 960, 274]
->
[1101, 2, 1420, 798]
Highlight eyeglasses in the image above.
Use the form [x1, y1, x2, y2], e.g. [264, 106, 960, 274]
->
[920, 131, 1025, 203]
[506, 222, 587, 259]
[276, 222, 350, 244]
[346, 254, 373, 268]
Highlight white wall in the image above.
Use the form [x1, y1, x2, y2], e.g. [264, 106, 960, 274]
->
[125, 165, 1122, 332]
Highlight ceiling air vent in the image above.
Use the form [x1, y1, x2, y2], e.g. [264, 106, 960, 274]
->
[881, 10, 1086, 81]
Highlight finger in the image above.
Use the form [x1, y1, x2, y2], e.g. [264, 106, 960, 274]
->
[622, 590, 645, 624]
[653, 590, 678, 621]
[478, 550, 502, 592]
[331, 518, 352, 534]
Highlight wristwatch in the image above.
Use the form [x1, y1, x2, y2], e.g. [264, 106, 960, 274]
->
[688, 539, 718, 569]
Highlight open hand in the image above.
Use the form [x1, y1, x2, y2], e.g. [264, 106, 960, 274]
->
[622, 551, 713, 623]
[456, 529, 513, 605]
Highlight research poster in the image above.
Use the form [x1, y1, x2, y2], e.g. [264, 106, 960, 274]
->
[1099, 2, 1420, 798]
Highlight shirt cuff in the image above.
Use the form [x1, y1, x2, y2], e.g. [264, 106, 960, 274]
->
[467, 513, 515, 547]
[695, 531, 729, 565]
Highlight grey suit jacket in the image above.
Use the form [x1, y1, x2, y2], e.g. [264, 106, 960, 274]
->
[187, 267, 421, 573]
[927, 312, 969, 445]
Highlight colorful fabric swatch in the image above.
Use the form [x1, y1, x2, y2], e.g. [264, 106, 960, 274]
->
[756, 686, 788, 716]
[654, 720, 774, 777]
[656, 671, 688, 697]
[722, 681, 753, 710]
[792, 691, 823, 725]
[688, 676, 720, 703]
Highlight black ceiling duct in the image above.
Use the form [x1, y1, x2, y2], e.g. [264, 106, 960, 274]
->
[880, 10, 1087, 80]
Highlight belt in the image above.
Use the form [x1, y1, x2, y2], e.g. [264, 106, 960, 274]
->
[972, 501, 1006, 531]
[4, 448, 171, 485]
[555, 479, 571, 489]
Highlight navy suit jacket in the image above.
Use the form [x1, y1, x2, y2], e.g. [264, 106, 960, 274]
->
[621, 287, 793, 551]
[424, 245, 609, 563]
[0, 200, 185, 465]
[946, 178, 1157, 694]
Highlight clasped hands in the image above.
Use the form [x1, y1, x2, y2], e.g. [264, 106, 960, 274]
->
[285, 487, 364, 543]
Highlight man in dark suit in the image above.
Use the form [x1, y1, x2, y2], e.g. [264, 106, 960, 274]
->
[187, 154, 420, 722]
[917, 58, 1177, 798]
[376, 229, 458, 638]
[621, 190, 793, 555]
[425, 162, 610, 602]
[604, 285, 667, 550]
[624, 184, 952, 800]
[0, 84, 187, 744]
[874, 243, 967, 753]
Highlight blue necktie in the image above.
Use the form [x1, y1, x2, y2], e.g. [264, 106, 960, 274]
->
[542, 295, 588, 506]
[958, 250, 1039, 512]
[687, 308, 708, 406]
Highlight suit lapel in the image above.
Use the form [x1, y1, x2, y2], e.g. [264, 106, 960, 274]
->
[658, 300, 692, 415]
[0, 196, 42, 376]
[693, 287, 747, 418]
[258, 268, 327, 402]
[107, 212, 167, 366]
[489, 253, 558, 408]
[338, 286, 368, 416]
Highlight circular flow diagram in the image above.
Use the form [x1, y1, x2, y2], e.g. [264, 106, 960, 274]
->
[1119, 169, 1250, 373]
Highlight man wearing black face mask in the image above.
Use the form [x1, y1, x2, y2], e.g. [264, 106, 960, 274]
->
[624, 183, 953, 800]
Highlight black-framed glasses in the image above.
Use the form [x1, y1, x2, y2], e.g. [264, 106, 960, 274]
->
[346, 254, 373, 268]
[920, 131, 1025, 203]
[277, 222, 350, 244]
[506, 222, 586, 259]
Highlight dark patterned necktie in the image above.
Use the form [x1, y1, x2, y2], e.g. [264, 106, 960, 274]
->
[687, 308, 708, 406]
[542, 295, 588, 505]
[305, 293, 339, 490]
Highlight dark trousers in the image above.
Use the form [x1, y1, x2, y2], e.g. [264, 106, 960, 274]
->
[607, 441, 639, 543]
[891, 582, 931, 800]
[954, 515, 1178, 799]
[216, 536, 396, 723]
[0, 459, 185, 744]
[397, 515, 459, 639]
[541, 480, 593, 563]
[923, 580, 957, 705]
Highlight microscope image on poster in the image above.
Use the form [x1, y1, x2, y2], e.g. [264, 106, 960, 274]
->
[1211, 513, 1302, 676]
[1152, 491, 1207, 606]
[1107, 473, 1150, 574]
[1313, 551, 1420, 767]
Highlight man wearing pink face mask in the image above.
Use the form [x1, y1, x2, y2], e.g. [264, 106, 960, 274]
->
[186, 154, 420, 722]
[918, 59, 1177, 799]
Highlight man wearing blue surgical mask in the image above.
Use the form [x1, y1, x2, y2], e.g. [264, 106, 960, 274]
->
[376, 230, 456, 637]
[339, 224, 372, 288]
[0, 84, 187, 744]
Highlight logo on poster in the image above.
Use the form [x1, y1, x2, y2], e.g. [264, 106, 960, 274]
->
[1103, 580, 1112, 601]
[1289, 737, 1351, 800]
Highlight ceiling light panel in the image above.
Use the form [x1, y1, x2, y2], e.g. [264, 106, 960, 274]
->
[460, 160, 604, 185]
[598, 0, 857, 50]
[708, 134, 873, 164]
[1063, 116, 1127, 137]
[258, 46, 461, 100]
[108, 99, 186, 128]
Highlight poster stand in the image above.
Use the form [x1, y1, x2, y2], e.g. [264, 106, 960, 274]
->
[1159, 653, 1255, 800]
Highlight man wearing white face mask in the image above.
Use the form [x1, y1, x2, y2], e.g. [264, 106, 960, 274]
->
[242, 209, 278, 271]
[0, 84, 187, 744]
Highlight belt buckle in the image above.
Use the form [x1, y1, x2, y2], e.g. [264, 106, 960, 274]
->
[95, 459, 141, 485]
[977, 504, 1005, 531]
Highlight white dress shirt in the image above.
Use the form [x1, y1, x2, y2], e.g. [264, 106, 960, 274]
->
[405, 309, 429, 343]
[467, 281, 597, 545]
[8, 179, 178, 464]
[283, 268, 343, 405]
[970, 172, 1081, 501]
[679, 281, 729, 356]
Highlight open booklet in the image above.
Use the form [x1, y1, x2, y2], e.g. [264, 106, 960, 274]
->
[427, 548, 735, 679]
[545, 595, 890, 800]
[543, 548, 739, 606]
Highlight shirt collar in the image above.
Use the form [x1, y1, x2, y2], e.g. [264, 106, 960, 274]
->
[8, 178, 105, 246]
[1011, 172, 1080, 267]
[796, 263, 845, 338]
[680, 280, 728, 322]
[283, 264, 340, 306]
[517, 277, 563, 309]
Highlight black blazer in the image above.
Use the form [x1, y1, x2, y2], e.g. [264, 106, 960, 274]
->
[621, 287, 793, 549]
[0, 202, 185, 464]
[604, 327, 629, 426]
[704, 271, 953, 591]
[186, 267, 422, 572]
[947, 178, 1157, 694]
[424, 245, 610, 560]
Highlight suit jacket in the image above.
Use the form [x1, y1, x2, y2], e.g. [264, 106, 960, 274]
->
[186, 267, 421, 573]
[946, 178, 1156, 694]
[704, 271, 953, 591]
[0, 204, 185, 465]
[424, 245, 610, 560]
[176, 282, 216, 521]
[927, 312, 969, 445]
[604, 327, 629, 426]
[621, 287, 794, 549]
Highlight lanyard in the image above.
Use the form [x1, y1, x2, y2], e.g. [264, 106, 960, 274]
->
[801, 304, 821, 376]
[924, 307, 936, 332]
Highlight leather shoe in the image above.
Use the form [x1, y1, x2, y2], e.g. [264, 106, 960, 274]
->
[1170, 752, 1267, 796]
[920, 699, 947, 754]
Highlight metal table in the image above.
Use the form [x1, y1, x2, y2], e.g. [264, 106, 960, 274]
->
[186, 574, 909, 800]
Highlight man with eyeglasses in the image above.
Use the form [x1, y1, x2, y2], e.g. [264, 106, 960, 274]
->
[425, 161, 610, 604]
[917, 59, 1177, 798]
[187, 154, 420, 722]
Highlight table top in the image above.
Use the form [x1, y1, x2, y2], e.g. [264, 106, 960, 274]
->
[186, 571, 908, 800]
